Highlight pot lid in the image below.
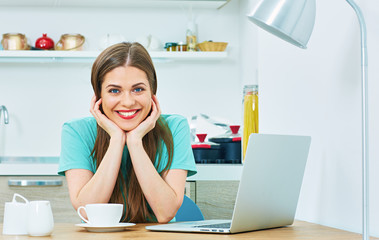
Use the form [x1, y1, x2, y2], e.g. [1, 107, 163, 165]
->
[192, 133, 221, 149]
[208, 125, 241, 142]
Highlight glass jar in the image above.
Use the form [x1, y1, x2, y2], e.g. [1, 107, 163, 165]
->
[177, 42, 187, 52]
[242, 85, 259, 161]
[164, 42, 178, 52]
[186, 21, 197, 52]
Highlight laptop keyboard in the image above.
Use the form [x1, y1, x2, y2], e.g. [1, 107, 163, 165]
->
[194, 222, 231, 229]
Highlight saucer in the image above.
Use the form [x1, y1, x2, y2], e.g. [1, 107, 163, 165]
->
[75, 223, 136, 232]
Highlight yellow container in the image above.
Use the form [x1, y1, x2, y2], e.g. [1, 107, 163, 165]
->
[242, 85, 259, 161]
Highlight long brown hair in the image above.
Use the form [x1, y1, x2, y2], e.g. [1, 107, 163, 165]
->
[91, 42, 174, 222]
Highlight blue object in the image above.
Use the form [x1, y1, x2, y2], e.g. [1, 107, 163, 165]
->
[175, 195, 204, 222]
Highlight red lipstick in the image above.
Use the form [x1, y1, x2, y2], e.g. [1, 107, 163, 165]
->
[116, 109, 139, 120]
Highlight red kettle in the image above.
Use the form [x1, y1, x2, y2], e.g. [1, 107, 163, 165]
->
[35, 33, 54, 50]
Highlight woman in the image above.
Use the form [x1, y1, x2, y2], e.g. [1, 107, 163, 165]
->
[58, 42, 197, 223]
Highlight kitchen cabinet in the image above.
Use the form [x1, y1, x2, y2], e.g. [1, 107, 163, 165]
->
[0, 177, 238, 223]
[185, 181, 196, 202]
[0, 176, 78, 223]
[0, 177, 199, 223]
[195, 180, 239, 219]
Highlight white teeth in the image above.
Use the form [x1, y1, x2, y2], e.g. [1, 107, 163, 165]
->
[118, 111, 137, 117]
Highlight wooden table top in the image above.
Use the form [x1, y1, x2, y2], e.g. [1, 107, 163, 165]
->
[0, 221, 376, 240]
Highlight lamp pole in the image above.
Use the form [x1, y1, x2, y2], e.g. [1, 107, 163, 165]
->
[345, 1, 369, 239]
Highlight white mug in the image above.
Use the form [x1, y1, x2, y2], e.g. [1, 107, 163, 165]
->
[77, 203, 123, 227]
[2, 193, 29, 235]
[27, 201, 54, 236]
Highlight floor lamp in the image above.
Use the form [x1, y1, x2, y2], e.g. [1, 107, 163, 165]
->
[247, 0, 369, 239]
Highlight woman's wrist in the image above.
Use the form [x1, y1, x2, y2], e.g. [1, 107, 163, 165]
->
[126, 136, 143, 149]
[110, 133, 126, 147]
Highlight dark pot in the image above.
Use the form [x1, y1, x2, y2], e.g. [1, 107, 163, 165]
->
[192, 133, 222, 164]
[208, 138, 241, 164]
[208, 125, 242, 164]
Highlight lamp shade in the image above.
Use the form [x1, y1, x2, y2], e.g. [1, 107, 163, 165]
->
[247, 0, 316, 49]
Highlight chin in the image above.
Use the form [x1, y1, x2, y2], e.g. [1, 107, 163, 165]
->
[120, 126, 136, 132]
[118, 123, 138, 132]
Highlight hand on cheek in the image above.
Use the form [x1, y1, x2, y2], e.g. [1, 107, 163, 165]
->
[126, 95, 161, 144]
[90, 95, 125, 141]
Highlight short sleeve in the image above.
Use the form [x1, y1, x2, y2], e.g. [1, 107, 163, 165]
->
[58, 119, 96, 176]
[156, 115, 197, 177]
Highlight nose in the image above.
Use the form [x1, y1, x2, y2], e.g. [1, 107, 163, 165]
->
[120, 93, 135, 108]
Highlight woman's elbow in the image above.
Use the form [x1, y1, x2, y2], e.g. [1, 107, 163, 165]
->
[157, 212, 177, 224]
[157, 201, 182, 223]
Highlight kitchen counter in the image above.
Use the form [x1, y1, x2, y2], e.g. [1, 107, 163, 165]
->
[0, 157, 242, 180]
[0, 221, 373, 240]
[0, 157, 59, 176]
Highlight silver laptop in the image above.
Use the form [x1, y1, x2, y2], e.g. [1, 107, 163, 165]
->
[146, 133, 311, 234]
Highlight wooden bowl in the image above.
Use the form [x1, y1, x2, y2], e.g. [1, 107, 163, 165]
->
[197, 41, 228, 51]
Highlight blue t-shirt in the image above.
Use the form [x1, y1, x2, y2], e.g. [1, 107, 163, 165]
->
[58, 114, 197, 177]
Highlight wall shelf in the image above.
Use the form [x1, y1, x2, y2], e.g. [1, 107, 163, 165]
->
[0, 0, 230, 9]
[0, 50, 228, 63]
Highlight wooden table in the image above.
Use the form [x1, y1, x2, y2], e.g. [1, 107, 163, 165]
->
[0, 221, 377, 240]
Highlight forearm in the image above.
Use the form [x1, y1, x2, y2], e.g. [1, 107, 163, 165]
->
[70, 137, 125, 209]
[128, 140, 182, 223]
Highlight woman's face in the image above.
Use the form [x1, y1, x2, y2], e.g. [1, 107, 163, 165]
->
[101, 65, 152, 131]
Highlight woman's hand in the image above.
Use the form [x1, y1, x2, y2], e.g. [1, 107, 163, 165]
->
[90, 95, 125, 141]
[126, 95, 161, 145]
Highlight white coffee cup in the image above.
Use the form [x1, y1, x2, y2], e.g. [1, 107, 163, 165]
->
[77, 203, 123, 226]
[27, 201, 54, 236]
[2, 193, 29, 235]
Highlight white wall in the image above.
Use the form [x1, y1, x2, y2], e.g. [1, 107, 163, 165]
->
[0, 2, 243, 156]
[244, 0, 378, 237]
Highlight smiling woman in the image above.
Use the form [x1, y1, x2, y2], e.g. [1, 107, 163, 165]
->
[101, 65, 152, 132]
[58, 42, 197, 224]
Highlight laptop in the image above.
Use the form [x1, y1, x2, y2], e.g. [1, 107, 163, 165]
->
[146, 133, 311, 234]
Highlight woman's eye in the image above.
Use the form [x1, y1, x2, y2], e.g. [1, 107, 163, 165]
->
[134, 87, 144, 93]
[109, 89, 120, 94]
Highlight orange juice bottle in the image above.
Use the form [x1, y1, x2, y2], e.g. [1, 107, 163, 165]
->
[242, 85, 259, 161]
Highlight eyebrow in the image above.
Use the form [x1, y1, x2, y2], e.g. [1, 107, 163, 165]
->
[132, 82, 147, 88]
[105, 84, 121, 89]
[105, 81, 147, 89]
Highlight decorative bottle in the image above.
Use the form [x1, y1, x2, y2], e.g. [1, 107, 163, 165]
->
[186, 21, 197, 52]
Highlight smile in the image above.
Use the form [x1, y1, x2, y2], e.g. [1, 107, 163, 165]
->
[117, 110, 139, 119]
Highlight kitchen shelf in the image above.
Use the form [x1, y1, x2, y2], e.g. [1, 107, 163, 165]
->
[0, 0, 230, 9]
[0, 50, 228, 63]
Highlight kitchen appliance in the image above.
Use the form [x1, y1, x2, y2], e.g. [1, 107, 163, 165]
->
[35, 33, 54, 50]
[55, 34, 85, 50]
[192, 133, 222, 164]
[1, 33, 29, 50]
[209, 125, 241, 164]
